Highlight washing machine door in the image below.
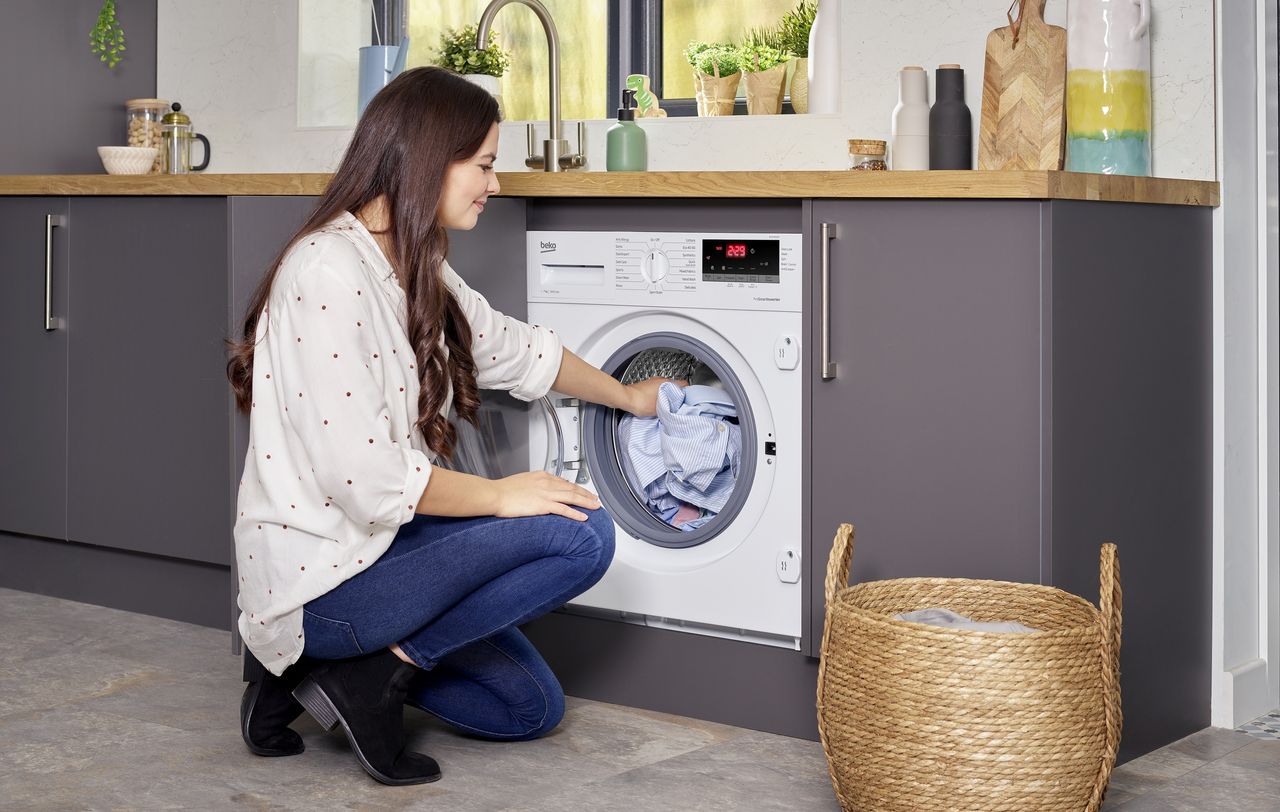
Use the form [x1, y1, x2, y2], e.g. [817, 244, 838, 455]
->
[580, 331, 763, 549]
[438, 392, 565, 479]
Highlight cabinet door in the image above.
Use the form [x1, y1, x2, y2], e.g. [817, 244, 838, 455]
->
[67, 198, 231, 564]
[0, 198, 69, 540]
[809, 200, 1044, 635]
[228, 197, 319, 487]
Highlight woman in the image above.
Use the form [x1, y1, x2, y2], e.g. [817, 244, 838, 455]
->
[226, 67, 672, 786]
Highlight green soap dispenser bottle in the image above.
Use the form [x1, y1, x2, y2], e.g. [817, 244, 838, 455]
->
[606, 88, 647, 171]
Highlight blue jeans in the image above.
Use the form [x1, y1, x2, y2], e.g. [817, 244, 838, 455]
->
[302, 507, 615, 741]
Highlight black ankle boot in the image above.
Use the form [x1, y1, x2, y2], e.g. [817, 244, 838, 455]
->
[293, 649, 441, 785]
[240, 658, 312, 757]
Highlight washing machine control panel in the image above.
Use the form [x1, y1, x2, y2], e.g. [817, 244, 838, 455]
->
[528, 231, 802, 312]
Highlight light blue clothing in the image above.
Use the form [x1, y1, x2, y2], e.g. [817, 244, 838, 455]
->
[618, 383, 741, 529]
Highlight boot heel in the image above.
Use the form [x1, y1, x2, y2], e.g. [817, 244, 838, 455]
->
[293, 677, 340, 732]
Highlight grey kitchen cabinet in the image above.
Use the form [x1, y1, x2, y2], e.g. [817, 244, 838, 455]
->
[228, 196, 320, 491]
[0, 198, 70, 541]
[807, 198, 1212, 762]
[66, 198, 232, 565]
[808, 200, 1044, 601]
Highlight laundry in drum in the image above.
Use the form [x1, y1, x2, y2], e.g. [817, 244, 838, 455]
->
[617, 381, 742, 531]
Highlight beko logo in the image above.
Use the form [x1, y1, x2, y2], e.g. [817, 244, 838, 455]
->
[539, 241, 557, 253]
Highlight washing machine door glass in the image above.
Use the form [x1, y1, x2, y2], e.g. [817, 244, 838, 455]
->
[584, 332, 758, 549]
[438, 391, 565, 479]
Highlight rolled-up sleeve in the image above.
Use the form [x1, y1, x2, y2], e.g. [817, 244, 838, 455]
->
[269, 263, 432, 528]
[445, 264, 563, 401]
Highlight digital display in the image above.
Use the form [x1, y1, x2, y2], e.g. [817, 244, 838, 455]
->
[702, 239, 780, 284]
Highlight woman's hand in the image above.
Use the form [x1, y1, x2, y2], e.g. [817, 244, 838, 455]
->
[493, 471, 603, 522]
[622, 377, 687, 417]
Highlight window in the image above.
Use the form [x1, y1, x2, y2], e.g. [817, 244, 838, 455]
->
[406, 0, 608, 121]
[615, 0, 801, 116]
[299, 0, 802, 125]
[658, 0, 796, 102]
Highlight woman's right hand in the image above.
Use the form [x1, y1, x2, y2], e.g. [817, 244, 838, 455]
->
[492, 471, 602, 522]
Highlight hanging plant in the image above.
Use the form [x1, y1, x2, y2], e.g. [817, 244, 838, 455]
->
[90, 0, 127, 69]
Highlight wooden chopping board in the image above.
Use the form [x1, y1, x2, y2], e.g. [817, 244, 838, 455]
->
[978, 0, 1066, 170]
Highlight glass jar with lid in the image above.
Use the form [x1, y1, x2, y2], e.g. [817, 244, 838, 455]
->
[848, 139, 888, 171]
[125, 99, 169, 173]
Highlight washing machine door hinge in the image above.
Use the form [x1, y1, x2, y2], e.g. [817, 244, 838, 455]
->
[555, 398, 588, 483]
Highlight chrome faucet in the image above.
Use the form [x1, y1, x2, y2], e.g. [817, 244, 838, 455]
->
[476, 0, 585, 172]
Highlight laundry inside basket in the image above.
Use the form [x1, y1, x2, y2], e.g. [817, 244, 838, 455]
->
[894, 607, 1041, 633]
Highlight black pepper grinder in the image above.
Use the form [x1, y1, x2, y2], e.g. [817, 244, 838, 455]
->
[929, 64, 972, 170]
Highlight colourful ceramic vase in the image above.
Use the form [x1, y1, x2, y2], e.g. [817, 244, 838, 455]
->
[1066, 0, 1152, 175]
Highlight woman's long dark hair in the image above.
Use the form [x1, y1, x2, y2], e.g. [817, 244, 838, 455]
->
[227, 67, 499, 460]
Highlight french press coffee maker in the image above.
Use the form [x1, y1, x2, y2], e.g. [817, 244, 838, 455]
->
[161, 103, 211, 174]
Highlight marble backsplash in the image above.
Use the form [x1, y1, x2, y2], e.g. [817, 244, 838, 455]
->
[156, 0, 1215, 180]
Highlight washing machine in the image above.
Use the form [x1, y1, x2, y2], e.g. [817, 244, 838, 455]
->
[525, 230, 804, 649]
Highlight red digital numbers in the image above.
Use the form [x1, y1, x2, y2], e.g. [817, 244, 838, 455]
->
[726, 243, 747, 259]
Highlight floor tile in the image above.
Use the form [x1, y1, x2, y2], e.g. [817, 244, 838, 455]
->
[2, 586, 1277, 812]
[1107, 759, 1280, 812]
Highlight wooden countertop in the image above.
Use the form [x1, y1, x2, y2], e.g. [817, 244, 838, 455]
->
[0, 170, 1219, 206]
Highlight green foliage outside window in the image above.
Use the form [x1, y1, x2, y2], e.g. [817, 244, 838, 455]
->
[662, 0, 795, 100]
[408, 0, 606, 122]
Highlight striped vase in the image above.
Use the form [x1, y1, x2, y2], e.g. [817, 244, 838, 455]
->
[1066, 0, 1152, 176]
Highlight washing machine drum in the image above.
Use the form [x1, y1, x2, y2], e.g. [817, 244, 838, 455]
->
[583, 332, 758, 549]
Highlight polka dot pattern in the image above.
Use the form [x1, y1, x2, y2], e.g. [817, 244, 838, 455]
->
[233, 211, 562, 671]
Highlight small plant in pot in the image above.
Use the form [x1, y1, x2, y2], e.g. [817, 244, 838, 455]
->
[685, 42, 741, 116]
[778, 1, 816, 113]
[738, 28, 791, 115]
[434, 24, 511, 106]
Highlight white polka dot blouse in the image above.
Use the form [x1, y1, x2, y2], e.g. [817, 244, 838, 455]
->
[234, 211, 563, 676]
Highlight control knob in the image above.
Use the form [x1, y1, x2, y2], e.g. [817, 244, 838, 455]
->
[641, 250, 669, 284]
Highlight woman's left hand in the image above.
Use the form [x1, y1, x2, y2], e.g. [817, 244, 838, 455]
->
[623, 377, 686, 417]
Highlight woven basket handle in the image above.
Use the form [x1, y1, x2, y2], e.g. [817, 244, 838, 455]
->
[1088, 542, 1123, 812]
[824, 523, 855, 608]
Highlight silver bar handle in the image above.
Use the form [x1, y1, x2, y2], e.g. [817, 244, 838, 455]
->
[44, 214, 65, 331]
[820, 222, 837, 380]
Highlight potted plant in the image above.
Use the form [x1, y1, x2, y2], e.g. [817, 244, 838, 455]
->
[434, 24, 511, 106]
[90, 0, 126, 69]
[778, 1, 816, 113]
[684, 42, 741, 116]
[737, 29, 790, 115]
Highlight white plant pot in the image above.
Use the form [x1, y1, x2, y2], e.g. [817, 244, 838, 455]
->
[462, 74, 504, 116]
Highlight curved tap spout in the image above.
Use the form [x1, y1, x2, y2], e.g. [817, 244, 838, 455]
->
[476, 0, 561, 141]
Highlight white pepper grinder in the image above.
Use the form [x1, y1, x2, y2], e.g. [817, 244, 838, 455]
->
[891, 66, 930, 170]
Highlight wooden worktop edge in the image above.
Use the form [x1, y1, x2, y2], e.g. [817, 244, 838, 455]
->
[0, 170, 1219, 206]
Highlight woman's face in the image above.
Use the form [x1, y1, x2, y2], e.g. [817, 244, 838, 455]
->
[438, 123, 501, 230]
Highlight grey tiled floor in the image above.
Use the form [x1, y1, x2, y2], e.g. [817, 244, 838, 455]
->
[1, 586, 1277, 811]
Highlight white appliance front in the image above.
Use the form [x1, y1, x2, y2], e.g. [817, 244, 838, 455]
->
[526, 231, 804, 649]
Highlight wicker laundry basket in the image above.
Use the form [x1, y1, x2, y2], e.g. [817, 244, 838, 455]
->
[816, 524, 1122, 812]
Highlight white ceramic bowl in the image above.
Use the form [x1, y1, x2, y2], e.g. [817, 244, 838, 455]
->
[98, 146, 158, 175]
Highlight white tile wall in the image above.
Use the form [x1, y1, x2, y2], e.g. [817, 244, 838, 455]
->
[157, 0, 1215, 180]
